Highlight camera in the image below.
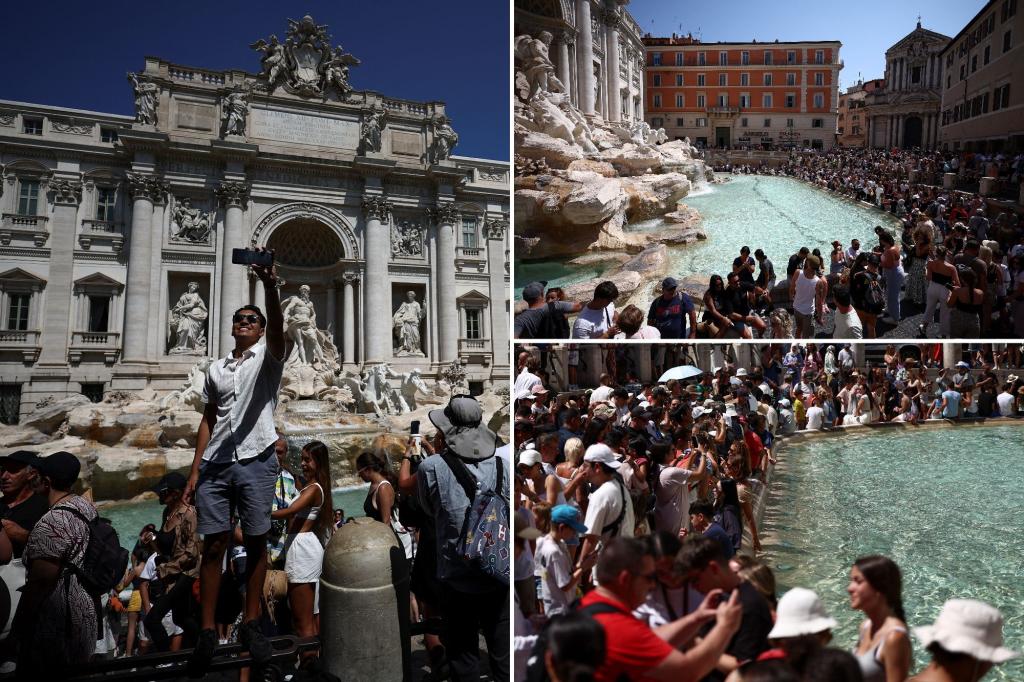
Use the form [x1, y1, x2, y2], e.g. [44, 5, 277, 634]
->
[409, 420, 423, 462]
[231, 247, 274, 267]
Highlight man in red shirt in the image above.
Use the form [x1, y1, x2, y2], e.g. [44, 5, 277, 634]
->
[579, 537, 742, 682]
[739, 417, 765, 476]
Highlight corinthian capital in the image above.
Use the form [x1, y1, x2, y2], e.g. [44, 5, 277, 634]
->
[124, 172, 167, 203]
[216, 181, 250, 209]
[425, 203, 460, 225]
[361, 196, 393, 223]
[50, 178, 83, 205]
[600, 8, 621, 29]
[484, 217, 508, 240]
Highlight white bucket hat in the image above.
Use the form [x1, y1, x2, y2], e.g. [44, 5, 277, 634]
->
[913, 599, 1020, 664]
[767, 588, 837, 639]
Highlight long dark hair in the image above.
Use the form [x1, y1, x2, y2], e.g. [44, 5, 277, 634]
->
[545, 612, 606, 682]
[854, 554, 907, 623]
[304, 440, 334, 540]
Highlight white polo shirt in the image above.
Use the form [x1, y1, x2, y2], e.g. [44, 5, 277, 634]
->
[201, 340, 284, 463]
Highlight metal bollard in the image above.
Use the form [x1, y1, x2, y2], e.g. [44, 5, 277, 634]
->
[320, 517, 411, 681]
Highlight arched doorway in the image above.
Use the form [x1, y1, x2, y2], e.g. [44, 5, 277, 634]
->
[903, 116, 923, 149]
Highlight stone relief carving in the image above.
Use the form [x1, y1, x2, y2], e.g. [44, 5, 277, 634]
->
[50, 118, 92, 135]
[167, 282, 208, 354]
[429, 115, 459, 163]
[361, 196, 393, 223]
[127, 73, 159, 125]
[360, 109, 386, 153]
[392, 291, 426, 356]
[171, 197, 215, 243]
[49, 179, 83, 205]
[390, 220, 424, 257]
[0, 112, 15, 126]
[250, 15, 360, 99]
[221, 89, 250, 137]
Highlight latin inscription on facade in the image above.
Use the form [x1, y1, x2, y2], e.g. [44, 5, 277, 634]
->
[176, 102, 216, 131]
[391, 131, 423, 156]
[251, 107, 359, 149]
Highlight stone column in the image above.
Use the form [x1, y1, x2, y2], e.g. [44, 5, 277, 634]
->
[943, 343, 961, 369]
[342, 274, 357, 366]
[362, 197, 392, 363]
[895, 114, 903, 148]
[428, 203, 460, 364]
[575, 0, 595, 116]
[122, 172, 161, 363]
[484, 217, 509, 373]
[326, 279, 337, 340]
[853, 343, 867, 367]
[215, 181, 249, 356]
[603, 7, 622, 122]
[37, 180, 82, 365]
[556, 32, 572, 96]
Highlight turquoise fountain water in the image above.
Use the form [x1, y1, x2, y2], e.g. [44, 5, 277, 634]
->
[763, 425, 1024, 679]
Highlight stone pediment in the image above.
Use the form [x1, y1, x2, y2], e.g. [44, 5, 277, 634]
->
[887, 26, 951, 58]
[73, 272, 124, 291]
[0, 267, 46, 284]
[457, 289, 490, 304]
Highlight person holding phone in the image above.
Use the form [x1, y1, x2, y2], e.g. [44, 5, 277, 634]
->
[183, 247, 284, 676]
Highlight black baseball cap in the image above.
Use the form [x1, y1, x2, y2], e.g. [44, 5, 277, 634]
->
[35, 451, 81, 488]
[151, 471, 188, 495]
[0, 450, 40, 468]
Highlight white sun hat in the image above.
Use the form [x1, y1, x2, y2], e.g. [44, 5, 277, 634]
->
[767, 587, 838, 639]
[913, 599, 1020, 664]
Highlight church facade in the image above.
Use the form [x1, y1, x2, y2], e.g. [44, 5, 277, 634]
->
[0, 17, 509, 422]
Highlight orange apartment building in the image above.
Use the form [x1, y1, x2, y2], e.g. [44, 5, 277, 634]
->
[642, 35, 842, 150]
[838, 78, 885, 147]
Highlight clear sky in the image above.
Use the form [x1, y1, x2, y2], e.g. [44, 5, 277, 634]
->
[0, 1, 509, 160]
[629, 0, 987, 90]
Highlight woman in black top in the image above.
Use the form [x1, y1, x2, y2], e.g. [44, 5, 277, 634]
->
[924, 245, 959, 337]
[698, 275, 731, 338]
[947, 267, 984, 338]
[851, 254, 883, 338]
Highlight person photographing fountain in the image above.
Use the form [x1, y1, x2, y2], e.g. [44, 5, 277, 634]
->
[183, 247, 284, 676]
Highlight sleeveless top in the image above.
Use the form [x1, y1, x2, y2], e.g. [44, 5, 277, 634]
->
[955, 291, 983, 314]
[793, 272, 819, 316]
[364, 479, 395, 523]
[853, 622, 908, 682]
[295, 482, 324, 523]
[930, 269, 952, 286]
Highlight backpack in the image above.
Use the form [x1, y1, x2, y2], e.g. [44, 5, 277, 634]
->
[524, 600, 631, 682]
[440, 452, 510, 585]
[536, 302, 570, 339]
[57, 504, 130, 598]
[864, 278, 886, 314]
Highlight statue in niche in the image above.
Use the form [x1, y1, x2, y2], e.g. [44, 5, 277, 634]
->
[222, 89, 249, 137]
[391, 220, 424, 257]
[171, 197, 214, 243]
[392, 291, 426, 356]
[282, 285, 326, 367]
[167, 282, 208, 355]
[429, 115, 459, 162]
[360, 109, 386, 153]
[128, 73, 159, 125]
[593, 63, 602, 114]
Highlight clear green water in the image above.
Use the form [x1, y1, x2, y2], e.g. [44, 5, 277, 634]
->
[513, 259, 609, 302]
[101, 487, 369, 550]
[763, 426, 1024, 679]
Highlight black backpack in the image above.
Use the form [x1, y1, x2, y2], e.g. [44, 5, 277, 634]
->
[536, 302, 570, 339]
[57, 505, 130, 598]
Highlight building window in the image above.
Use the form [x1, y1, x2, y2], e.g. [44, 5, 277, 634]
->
[815, 50, 824, 64]
[465, 309, 481, 340]
[786, 118, 795, 127]
[675, 94, 684, 107]
[764, 73, 773, 86]
[652, 52, 662, 66]
[6, 293, 30, 331]
[993, 83, 1010, 109]
[960, 63, 966, 80]
[81, 383, 105, 403]
[972, 55, 978, 72]
[812, 118, 823, 128]
[100, 128, 118, 143]
[696, 118, 707, 127]
[719, 73, 727, 86]
[741, 51, 749, 65]
[88, 296, 110, 332]
[96, 187, 116, 222]
[740, 94, 750, 108]
[653, 74, 661, 86]
[651, 117, 664, 127]
[814, 93, 824, 108]
[17, 180, 39, 216]
[741, 118, 748, 127]
[675, 74, 683, 86]
[947, 75, 952, 88]
[697, 74, 705, 86]
[697, 94, 705, 107]
[984, 45, 991, 65]
[718, 94, 728, 107]
[740, 72, 749, 86]
[461, 217, 477, 248]
[676, 117, 685, 126]
[785, 94, 796, 108]
[763, 94, 773, 107]
[698, 52, 706, 65]
[785, 73, 794, 86]
[653, 94, 661, 108]
[719, 51, 728, 65]
[1003, 0, 1018, 21]
[0, 385, 21, 426]
[1004, 30, 1012, 52]
[787, 51, 796, 64]
[22, 118, 42, 135]
[764, 51, 773, 65]
[815, 72, 824, 86]
[764, 118, 772, 127]
[675, 52, 683, 66]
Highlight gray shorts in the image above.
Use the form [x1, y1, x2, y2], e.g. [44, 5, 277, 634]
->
[196, 444, 279, 537]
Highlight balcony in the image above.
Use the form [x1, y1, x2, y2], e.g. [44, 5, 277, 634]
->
[0, 329, 41, 363]
[458, 338, 491, 366]
[69, 330, 120, 365]
[78, 219, 125, 252]
[0, 214, 49, 247]
[457, 246, 484, 259]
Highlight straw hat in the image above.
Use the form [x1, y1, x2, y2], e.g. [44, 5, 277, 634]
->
[767, 588, 837, 639]
[913, 599, 1019, 664]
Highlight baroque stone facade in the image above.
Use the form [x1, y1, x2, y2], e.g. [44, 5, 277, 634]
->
[0, 16, 509, 422]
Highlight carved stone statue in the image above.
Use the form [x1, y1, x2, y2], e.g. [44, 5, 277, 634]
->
[161, 358, 213, 411]
[358, 363, 400, 417]
[392, 291, 426, 356]
[398, 368, 431, 411]
[251, 35, 288, 87]
[282, 285, 326, 367]
[323, 45, 359, 99]
[171, 197, 214, 243]
[430, 116, 459, 163]
[514, 32, 566, 102]
[360, 109, 386, 153]
[168, 282, 208, 354]
[250, 16, 360, 98]
[128, 73, 159, 125]
[222, 90, 249, 137]
[391, 220, 424, 257]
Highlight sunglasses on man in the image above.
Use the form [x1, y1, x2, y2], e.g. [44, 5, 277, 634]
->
[232, 313, 262, 324]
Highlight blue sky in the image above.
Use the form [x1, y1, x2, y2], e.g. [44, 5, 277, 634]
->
[0, 1, 509, 160]
[629, 0, 987, 90]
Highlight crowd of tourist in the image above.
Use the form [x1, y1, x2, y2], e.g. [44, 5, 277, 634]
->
[512, 344, 1022, 681]
[0, 254, 510, 681]
[515, 147, 1024, 341]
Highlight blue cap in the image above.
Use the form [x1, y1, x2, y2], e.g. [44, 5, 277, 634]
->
[551, 504, 588, 534]
[662, 277, 679, 290]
